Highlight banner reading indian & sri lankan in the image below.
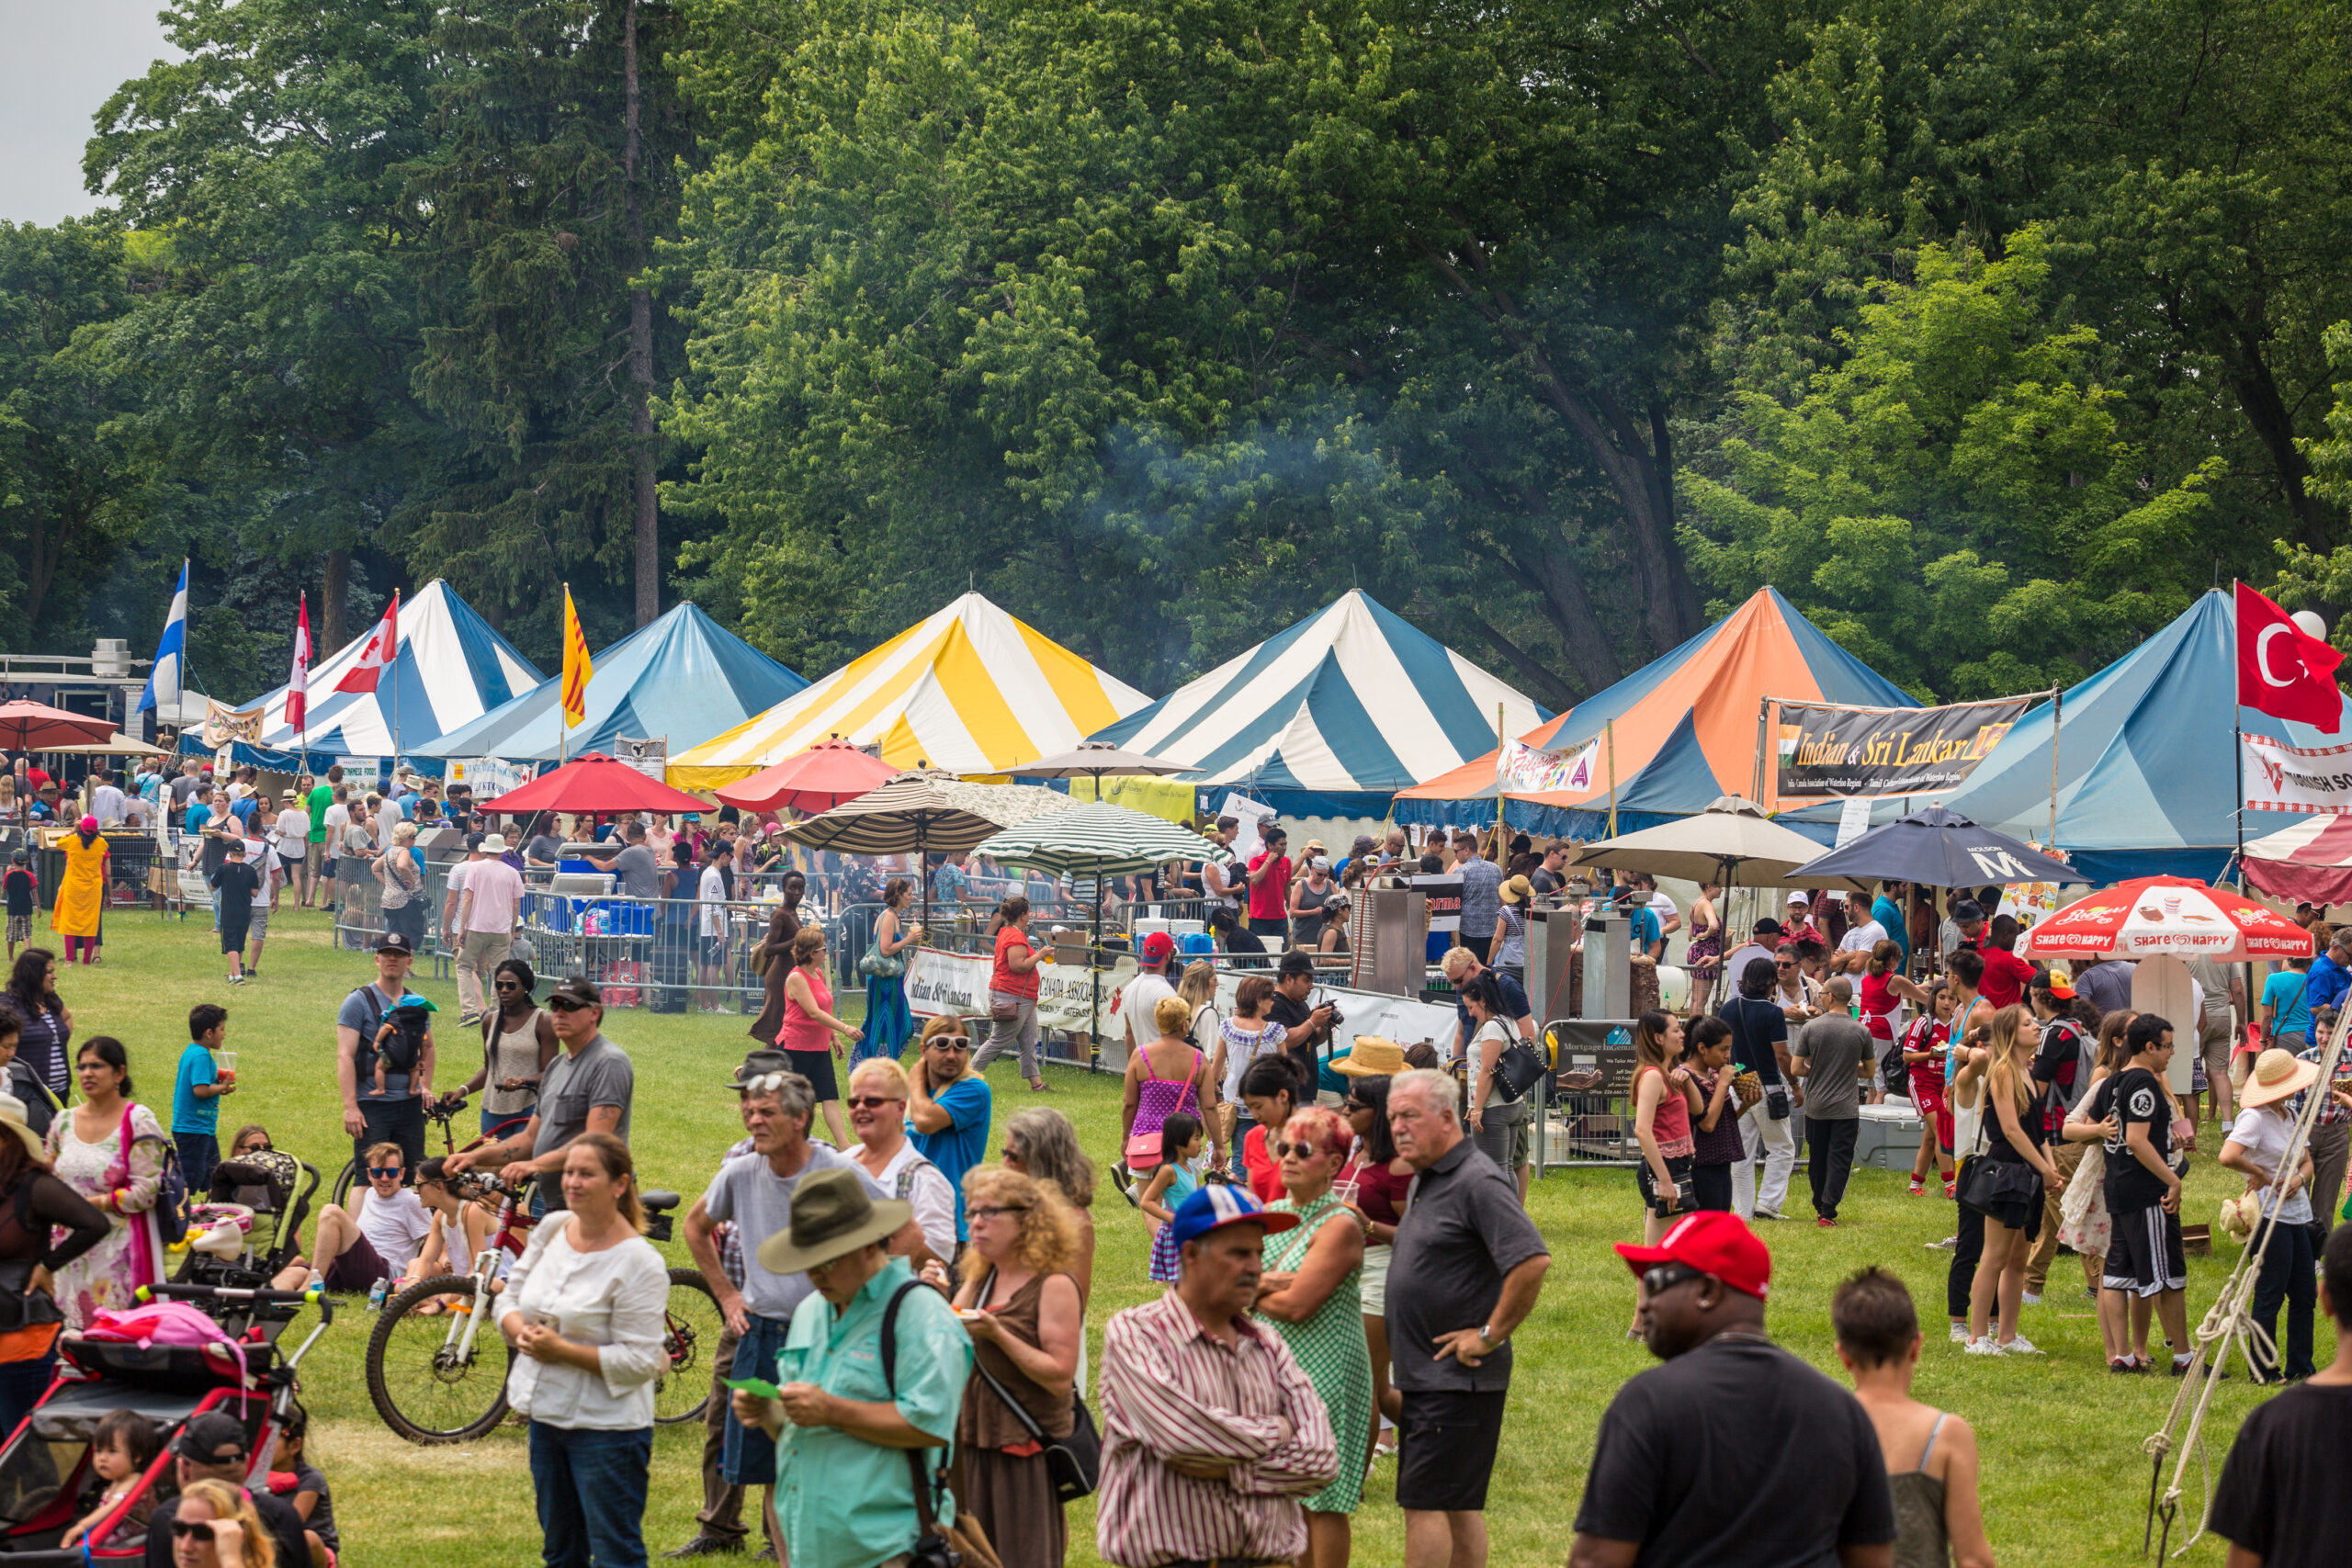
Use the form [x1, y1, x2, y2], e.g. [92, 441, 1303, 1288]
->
[1774, 696, 2031, 799]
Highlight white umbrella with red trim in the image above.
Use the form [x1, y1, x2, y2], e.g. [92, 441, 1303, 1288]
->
[2022, 875, 2313, 962]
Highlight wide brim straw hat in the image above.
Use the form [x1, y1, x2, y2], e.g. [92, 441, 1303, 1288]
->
[0, 1095, 45, 1163]
[1332, 1036, 1408, 1077]
[1501, 874, 1533, 906]
[755, 1167, 912, 1276]
[2240, 1046, 2321, 1109]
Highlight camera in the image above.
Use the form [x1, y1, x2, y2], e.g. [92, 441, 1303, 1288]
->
[1313, 987, 1344, 1034]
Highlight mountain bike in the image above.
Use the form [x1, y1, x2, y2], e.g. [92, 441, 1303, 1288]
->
[363, 1170, 719, 1443]
[332, 1092, 473, 1210]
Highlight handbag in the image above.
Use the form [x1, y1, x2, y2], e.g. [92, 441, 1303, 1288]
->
[968, 1337, 1102, 1502]
[1490, 1037, 1550, 1103]
[989, 998, 1020, 1022]
[1762, 1084, 1792, 1121]
[858, 942, 905, 979]
[1954, 1098, 2041, 1213]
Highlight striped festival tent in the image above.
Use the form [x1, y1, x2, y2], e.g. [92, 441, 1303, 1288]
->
[183, 580, 543, 774]
[416, 602, 807, 763]
[1395, 587, 1913, 836]
[667, 592, 1152, 787]
[1089, 590, 1549, 818]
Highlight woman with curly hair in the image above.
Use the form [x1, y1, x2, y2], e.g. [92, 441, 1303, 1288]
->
[948, 1166, 1083, 1564]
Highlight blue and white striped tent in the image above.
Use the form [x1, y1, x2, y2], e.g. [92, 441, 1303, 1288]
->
[416, 602, 807, 764]
[184, 580, 543, 774]
[1091, 591, 1550, 817]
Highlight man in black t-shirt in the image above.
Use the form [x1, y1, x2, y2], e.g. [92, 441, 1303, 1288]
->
[2211, 1224, 2352, 1568]
[1267, 950, 1336, 1088]
[1719, 953, 1796, 1222]
[208, 840, 264, 985]
[144, 1412, 319, 1568]
[2089, 1013, 2191, 1373]
[1575, 1212, 1896, 1568]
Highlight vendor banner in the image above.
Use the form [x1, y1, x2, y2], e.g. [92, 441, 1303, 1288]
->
[198, 699, 266, 750]
[903, 944, 1460, 1058]
[1498, 736, 1600, 795]
[1774, 696, 2030, 799]
[2243, 731, 2352, 816]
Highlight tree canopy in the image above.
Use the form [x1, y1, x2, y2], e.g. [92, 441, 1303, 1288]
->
[6, 0, 2352, 712]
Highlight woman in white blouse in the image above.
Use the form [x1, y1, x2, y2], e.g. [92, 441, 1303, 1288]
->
[499, 1132, 671, 1568]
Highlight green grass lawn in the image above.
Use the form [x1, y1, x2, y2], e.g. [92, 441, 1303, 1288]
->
[51, 907, 2292, 1565]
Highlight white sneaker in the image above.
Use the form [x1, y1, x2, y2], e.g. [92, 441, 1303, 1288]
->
[1950, 1322, 1970, 1344]
[1926, 1235, 1957, 1251]
[2001, 1336, 2044, 1355]
[2019, 1292, 2041, 1306]
[1965, 1336, 2005, 1356]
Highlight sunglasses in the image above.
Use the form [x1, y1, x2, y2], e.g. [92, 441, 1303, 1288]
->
[367, 1167, 404, 1179]
[1000, 1145, 1024, 1161]
[494, 978, 523, 990]
[929, 1036, 971, 1051]
[1640, 1263, 1710, 1298]
[172, 1522, 221, 1542]
[1342, 1098, 1368, 1113]
[1273, 1140, 1329, 1159]
[967, 1204, 1031, 1221]
[547, 997, 591, 1012]
[845, 1095, 900, 1110]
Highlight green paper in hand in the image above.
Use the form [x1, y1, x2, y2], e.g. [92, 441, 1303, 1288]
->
[724, 1376, 781, 1400]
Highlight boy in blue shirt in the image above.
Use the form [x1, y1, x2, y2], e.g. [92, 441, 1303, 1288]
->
[173, 1002, 235, 1192]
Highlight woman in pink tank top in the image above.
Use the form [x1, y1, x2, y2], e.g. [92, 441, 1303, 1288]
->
[779, 925, 862, 1145]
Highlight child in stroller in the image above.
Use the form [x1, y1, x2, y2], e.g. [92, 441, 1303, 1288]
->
[177, 1129, 314, 1293]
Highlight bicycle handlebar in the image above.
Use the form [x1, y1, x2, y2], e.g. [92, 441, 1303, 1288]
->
[136, 1281, 334, 1325]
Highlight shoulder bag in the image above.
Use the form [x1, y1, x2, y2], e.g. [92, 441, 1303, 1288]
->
[1953, 1087, 2041, 1215]
[963, 1271, 1102, 1501]
[1736, 1001, 1793, 1120]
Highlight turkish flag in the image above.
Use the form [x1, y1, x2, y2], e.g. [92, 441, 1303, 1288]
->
[2237, 582, 2345, 734]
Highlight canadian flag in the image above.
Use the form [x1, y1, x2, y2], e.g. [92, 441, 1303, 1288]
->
[335, 592, 400, 695]
[286, 593, 312, 733]
[2236, 582, 2344, 735]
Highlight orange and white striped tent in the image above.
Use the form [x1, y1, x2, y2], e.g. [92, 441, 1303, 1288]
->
[666, 593, 1152, 788]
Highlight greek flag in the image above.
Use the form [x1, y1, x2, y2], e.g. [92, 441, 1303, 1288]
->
[136, 559, 188, 715]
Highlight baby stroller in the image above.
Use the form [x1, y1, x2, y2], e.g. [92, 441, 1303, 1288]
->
[0, 1281, 335, 1561]
[176, 1152, 320, 1293]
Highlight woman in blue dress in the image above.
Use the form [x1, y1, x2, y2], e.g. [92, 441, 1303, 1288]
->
[856, 876, 920, 1063]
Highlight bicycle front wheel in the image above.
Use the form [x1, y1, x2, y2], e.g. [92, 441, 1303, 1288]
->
[367, 1273, 512, 1443]
[329, 1159, 358, 1212]
[654, 1268, 721, 1425]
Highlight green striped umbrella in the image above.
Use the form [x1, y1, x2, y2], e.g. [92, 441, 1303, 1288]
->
[974, 803, 1220, 1056]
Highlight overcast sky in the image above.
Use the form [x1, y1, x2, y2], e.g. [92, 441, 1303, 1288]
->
[1, 0, 179, 225]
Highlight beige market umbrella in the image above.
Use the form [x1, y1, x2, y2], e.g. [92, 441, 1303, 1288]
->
[1571, 796, 1870, 893]
[780, 770, 1080, 920]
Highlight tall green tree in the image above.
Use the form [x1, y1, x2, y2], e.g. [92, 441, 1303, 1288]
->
[664, 0, 1786, 700]
[1683, 228, 2215, 699]
[0, 219, 182, 648]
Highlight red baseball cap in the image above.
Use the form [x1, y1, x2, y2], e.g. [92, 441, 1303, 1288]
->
[1612, 1211, 1771, 1302]
[1140, 931, 1176, 963]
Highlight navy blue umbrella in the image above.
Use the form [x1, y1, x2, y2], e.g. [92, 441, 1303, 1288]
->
[1786, 805, 2077, 889]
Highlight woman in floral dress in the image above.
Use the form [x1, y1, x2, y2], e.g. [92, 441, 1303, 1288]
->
[1254, 1105, 1373, 1568]
[42, 1036, 165, 1329]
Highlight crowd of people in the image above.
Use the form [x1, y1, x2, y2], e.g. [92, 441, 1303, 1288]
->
[6, 754, 2350, 1567]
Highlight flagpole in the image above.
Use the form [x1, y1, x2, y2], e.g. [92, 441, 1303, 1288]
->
[560, 583, 571, 768]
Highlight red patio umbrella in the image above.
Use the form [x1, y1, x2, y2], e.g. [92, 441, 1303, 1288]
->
[478, 752, 708, 816]
[0, 701, 118, 751]
[712, 739, 897, 814]
[2023, 876, 2313, 963]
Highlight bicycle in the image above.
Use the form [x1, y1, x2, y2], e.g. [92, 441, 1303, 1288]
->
[364, 1169, 719, 1443]
[332, 1092, 473, 1210]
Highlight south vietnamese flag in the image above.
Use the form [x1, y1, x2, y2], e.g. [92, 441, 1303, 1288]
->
[2236, 581, 2344, 734]
[560, 584, 593, 728]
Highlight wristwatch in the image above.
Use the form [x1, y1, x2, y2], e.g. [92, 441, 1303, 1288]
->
[1479, 1322, 1506, 1348]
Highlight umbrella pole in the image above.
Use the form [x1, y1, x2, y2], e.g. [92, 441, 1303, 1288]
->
[1091, 861, 1103, 1073]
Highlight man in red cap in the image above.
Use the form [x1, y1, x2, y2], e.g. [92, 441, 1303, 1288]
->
[1570, 1213, 1896, 1568]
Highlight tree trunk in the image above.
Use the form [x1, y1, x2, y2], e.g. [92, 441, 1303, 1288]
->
[624, 0, 660, 626]
[322, 548, 350, 649]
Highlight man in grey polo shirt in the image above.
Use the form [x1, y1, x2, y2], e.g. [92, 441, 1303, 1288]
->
[445, 976, 631, 1212]
[1792, 976, 1872, 1225]
[1385, 1067, 1551, 1568]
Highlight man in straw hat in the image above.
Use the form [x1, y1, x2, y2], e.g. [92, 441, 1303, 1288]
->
[2221, 1045, 2328, 1382]
[728, 1166, 969, 1568]
[1096, 1182, 1336, 1568]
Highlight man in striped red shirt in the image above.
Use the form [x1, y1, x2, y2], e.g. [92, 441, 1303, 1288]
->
[1097, 1183, 1340, 1567]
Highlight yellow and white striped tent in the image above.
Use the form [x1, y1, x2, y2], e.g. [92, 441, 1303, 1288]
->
[667, 592, 1154, 789]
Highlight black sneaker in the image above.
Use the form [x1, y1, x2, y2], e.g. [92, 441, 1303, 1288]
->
[662, 1538, 745, 1560]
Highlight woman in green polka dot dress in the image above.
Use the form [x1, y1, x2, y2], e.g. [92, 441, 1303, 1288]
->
[1254, 1104, 1374, 1565]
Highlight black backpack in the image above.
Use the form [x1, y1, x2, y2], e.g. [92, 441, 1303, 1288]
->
[355, 986, 428, 1077]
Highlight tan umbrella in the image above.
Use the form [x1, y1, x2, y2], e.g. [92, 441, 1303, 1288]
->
[1572, 796, 1871, 894]
[780, 770, 1080, 919]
